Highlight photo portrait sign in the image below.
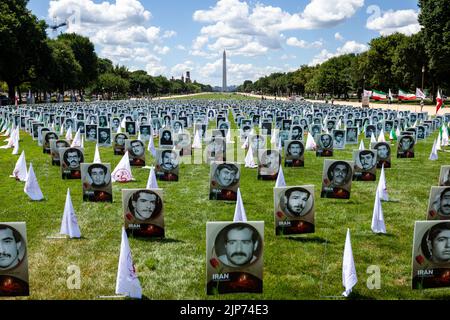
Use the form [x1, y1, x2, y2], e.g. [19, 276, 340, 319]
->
[412, 221, 450, 289]
[206, 221, 264, 295]
[113, 133, 128, 155]
[0, 222, 29, 297]
[427, 187, 450, 220]
[122, 189, 165, 238]
[125, 139, 146, 167]
[352, 149, 377, 181]
[284, 140, 305, 167]
[397, 135, 415, 158]
[50, 139, 70, 166]
[258, 149, 281, 180]
[274, 185, 315, 235]
[439, 166, 450, 186]
[209, 162, 240, 201]
[315, 133, 333, 157]
[321, 159, 354, 199]
[155, 148, 179, 181]
[81, 163, 113, 202]
[43, 131, 59, 154]
[59, 147, 84, 179]
[371, 142, 391, 168]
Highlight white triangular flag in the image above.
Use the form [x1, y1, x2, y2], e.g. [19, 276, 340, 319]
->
[115, 227, 142, 299]
[147, 136, 157, 158]
[111, 151, 134, 182]
[275, 165, 286, 187]
[371, 190, 386, 234]
[11, 136, 19, 154]
[244, 143, 257, 168]
[395, 126, 401, 140]
[358, 139, 365, 150]
[146, 167, 159, 189]
[24, 163, 44, 201]
[116, 124, 122, 134]
[241, 135, 249, 149]
[65, 126, 72, 141]
[441, 125, 449, 146]
[270, 129, 279, 145]
[192, 129, 202, 149]
[277, 137, 282, 151]
[137, 131, 142, 141]
[377, 129, 385, 142]
[429, 138, 438, 160]
[370, 132, 377, 144]
[81, 136, 84, 148]
[436, 132, 442, 151]
[233, 188, 247, 222]
[305, 131, 317, 151]
[342, 228, 357, 297]
[226, 128, 233, 143]
[120, 117, 126, 129]
[59, 124, 64, 136]
[11, 150, 27, 181]
[377, 164, 389, 201]
[60, 189, 81, 238]
[93, 144, 101, 163]
[70, 128, 82, 147]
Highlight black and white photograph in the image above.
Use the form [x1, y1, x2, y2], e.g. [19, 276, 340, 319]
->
[155, 149, 179, 181]
[97, 127, 111, 147]
[125, 139, 146, 167]
[427, 187, 450, 220]
[397, 135, 415, 158]
[321, 159, 354, 199]
[81, 163, 113, 202]
[206, 222, 264, 295]
[50, 139, 70, 166]
[284, 140, 305, 167]
[59, 147, 84, 179]
[122, 189, 165, 238]
[258, 149, 281, 180]
[209, 162, 240, 201]
[371, 142, 392, 168]
[113, 133, 128, 155]
[316, 133, 333, 157]
[274, 186, 315, 235]
[352, 149, 377, 181]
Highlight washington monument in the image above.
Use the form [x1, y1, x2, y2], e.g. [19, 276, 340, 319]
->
[222, 50, 227, 92]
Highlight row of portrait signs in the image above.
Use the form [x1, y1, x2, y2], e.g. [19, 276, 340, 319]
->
[2, 101, 450, 297]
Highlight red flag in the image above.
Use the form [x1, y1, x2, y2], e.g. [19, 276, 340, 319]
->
[436, 90, 444, 113]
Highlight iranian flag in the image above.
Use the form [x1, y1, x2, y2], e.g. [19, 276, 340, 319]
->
[436, 90, 444, 113]
[371, 90, 387, 101]
[398, 89, 416, 100]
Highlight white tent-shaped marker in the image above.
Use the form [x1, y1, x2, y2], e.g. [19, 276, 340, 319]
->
[244, 143, 257, 168]
[147, 135, 157, 158]
[275, 165, 286, 188]
[370, 132, 377, 144]
[146, 166, 159, 189]
[305, 132, 316, 151]
[11, 150, 27, 181]
[233, 188, 248, 222]
[70, 128, 82, 147]
[111, 151, 134, 182]
[93, 144, 102, 164]
[429, 138, 438, 160]
[60, 189, 81, 238]
[24, 163, 44, 201]
[358, 139, 365, 150]
[115, 227, 142, 299]
[371, 190, 386, 234]
[65, 126, 73, 141]
[377, 164, 389, 201]
[377, 129, 386, 142]
[342, 229, 357, 297]
[192, 129, 202, 149]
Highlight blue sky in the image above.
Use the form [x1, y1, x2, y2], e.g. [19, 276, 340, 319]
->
[27, 0, 421, 86]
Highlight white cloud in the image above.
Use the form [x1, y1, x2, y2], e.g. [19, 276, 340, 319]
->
[48, 0, 170, 75]
[176, 45, 187, 51]
[280, 54, 297, 60]
[196, 57, 283, 85]
[335, 32, 344, 41]
[154, 45, 170, 55]
[192, 0, 363, 57]
[309, 40, 368, 66]
[171, 61, 195, 75]
[366, 9, 421, 36]
[286, 37, 323, 48]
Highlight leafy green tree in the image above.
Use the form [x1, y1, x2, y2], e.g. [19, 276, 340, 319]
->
[0, 0, 49, 100]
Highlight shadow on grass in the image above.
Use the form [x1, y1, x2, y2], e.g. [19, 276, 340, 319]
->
[285, 236, 329, 244]
[135, 237, 184, 244]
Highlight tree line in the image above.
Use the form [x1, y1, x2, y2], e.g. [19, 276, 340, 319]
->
[0, 0, 212, 103]
[237, 0, 449, 102]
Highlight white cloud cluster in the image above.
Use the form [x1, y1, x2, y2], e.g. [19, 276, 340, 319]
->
[286, 37, 323, 49]
[334, 32, 344, 41]
[366, 9, 421, 36]
[309, 40, 368, 66]
[48, 0, 173, 74]
[192, 0, 364, 57]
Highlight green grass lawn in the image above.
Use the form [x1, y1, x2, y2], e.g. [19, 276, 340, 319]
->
[1, 93, 450, 300]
